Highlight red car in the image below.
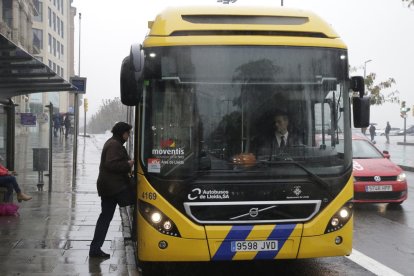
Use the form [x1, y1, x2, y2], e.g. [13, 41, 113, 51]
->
[352, 136, 408, 204]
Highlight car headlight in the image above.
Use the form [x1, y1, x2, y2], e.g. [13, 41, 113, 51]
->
[397, 172, 406, 182]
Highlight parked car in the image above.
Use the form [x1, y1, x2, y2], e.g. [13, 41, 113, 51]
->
[352, 135, 407, 204]
[378, 127, 401, 136]
[397, 125, 414, 136]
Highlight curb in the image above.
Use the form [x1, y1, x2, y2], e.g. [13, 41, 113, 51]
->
[119, 206, 138, 270]
[397, 142, 414, 146]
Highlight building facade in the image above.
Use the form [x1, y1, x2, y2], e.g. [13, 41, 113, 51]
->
[0, 0, 36, 116]
[0, 0, 76, 132]
[0, 0, 76, 168]
[31, 0, 76, 116]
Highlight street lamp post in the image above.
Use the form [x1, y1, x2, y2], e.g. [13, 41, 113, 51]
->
[363, 59, 372, 80]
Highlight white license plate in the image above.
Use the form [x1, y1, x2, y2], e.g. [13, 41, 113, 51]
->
[231, 240, 278, 252]
[366, 185, 393, 192]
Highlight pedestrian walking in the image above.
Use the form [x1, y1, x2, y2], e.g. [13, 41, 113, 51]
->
[89, 122, 134, 258]
[59, 114, 64, 136]
[64, 114, 71, 138]
[361, 127, 367, 135]
[369, 124, 376, 143]
[52, 114, 61, 137]
[385, 121, 391, 144]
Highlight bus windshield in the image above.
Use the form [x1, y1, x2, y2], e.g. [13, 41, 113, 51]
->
[141, 46, 351, 180]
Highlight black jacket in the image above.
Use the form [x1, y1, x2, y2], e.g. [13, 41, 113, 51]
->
[254, 132, 301, 161]
[96, 136, 131, 197]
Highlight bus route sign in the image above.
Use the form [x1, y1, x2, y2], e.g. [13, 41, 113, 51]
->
[70, 76, 87, 94]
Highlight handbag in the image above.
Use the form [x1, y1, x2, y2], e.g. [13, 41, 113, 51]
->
[116, 177, 136, 207]
[0, 203, 19, 216]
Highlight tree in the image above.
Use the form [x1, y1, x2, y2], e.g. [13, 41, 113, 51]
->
[350, 66, 399, 105]
[87, 97, 128, 133]
[402, 0, 414, 7]
[365, 73, 399, 105]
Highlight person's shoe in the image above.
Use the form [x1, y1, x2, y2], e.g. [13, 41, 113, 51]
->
[89, 249, 110, 258]
[17, 192, 32, 202]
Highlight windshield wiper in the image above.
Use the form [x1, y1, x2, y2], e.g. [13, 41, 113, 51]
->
[260, 160, 334, 199]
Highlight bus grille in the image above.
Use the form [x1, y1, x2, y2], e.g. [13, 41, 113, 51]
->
[183, 200, 321, 224]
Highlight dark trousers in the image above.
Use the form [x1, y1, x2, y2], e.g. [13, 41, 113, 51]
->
[90, 196, 117, 252]
[0, 175, 21, 200]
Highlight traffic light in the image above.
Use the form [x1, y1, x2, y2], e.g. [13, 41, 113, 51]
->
[400, 101, 410, 118]
[84, 98, 88, 112]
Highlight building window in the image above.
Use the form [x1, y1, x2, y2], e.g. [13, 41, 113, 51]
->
[48, 33, 52, 53]
[34, 1, 43, 22]
[53, 62, 56, 72]
[57, 17, 60, 36]
[48, 7, 52, 27]
[53, 37, 56, 56]
[33, 28, 43, 50]
[61, 44, 64, 57]
[61, 68, 64, 77]
[60, 20, 64, 38]
[53, 12, 56, 32]
[48, 59, 52, 68]
[61, 0, 64, 15]
[57, 41, 61, 59]
[1, 1, 12, 28]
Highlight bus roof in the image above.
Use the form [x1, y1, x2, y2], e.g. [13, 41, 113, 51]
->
[147, 6, 341, 40]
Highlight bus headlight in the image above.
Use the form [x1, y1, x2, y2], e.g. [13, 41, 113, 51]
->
[139, 200, 181, 237]
[163, 220, 172, 231]
[325, 201, 353, 234]
[397, 172, 406, 182]
[339, 208, 350, 219]
[151, 212, 162, 223]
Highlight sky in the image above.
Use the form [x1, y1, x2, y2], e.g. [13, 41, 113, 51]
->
[71, 0, 414, 130]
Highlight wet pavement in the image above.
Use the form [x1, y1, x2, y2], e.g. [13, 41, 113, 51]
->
[0, 131, 137, 275]
[0, 130, 413, 275]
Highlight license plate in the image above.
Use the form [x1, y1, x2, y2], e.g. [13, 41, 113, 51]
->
[231, 240, 278, 252]
[366, 185, 393, 192]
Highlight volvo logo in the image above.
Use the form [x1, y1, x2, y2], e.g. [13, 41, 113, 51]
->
[249, 208, 259, 218]
[230, 205, 277, 220]
[374, 176, 381, 182]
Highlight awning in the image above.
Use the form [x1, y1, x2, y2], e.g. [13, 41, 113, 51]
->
[0, 33, 77, 100]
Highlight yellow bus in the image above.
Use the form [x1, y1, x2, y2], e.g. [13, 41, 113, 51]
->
[120, 6, 369, 274]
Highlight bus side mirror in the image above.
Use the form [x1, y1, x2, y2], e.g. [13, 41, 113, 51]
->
[120, 44, 144, 106]
[353, 96, 370, 128]
[350, 76, 365, 98]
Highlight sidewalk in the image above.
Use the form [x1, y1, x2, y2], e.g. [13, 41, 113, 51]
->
[0, 131, 137, 275]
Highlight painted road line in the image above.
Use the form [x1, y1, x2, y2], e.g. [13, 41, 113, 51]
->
[346, 249, 403, 276]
